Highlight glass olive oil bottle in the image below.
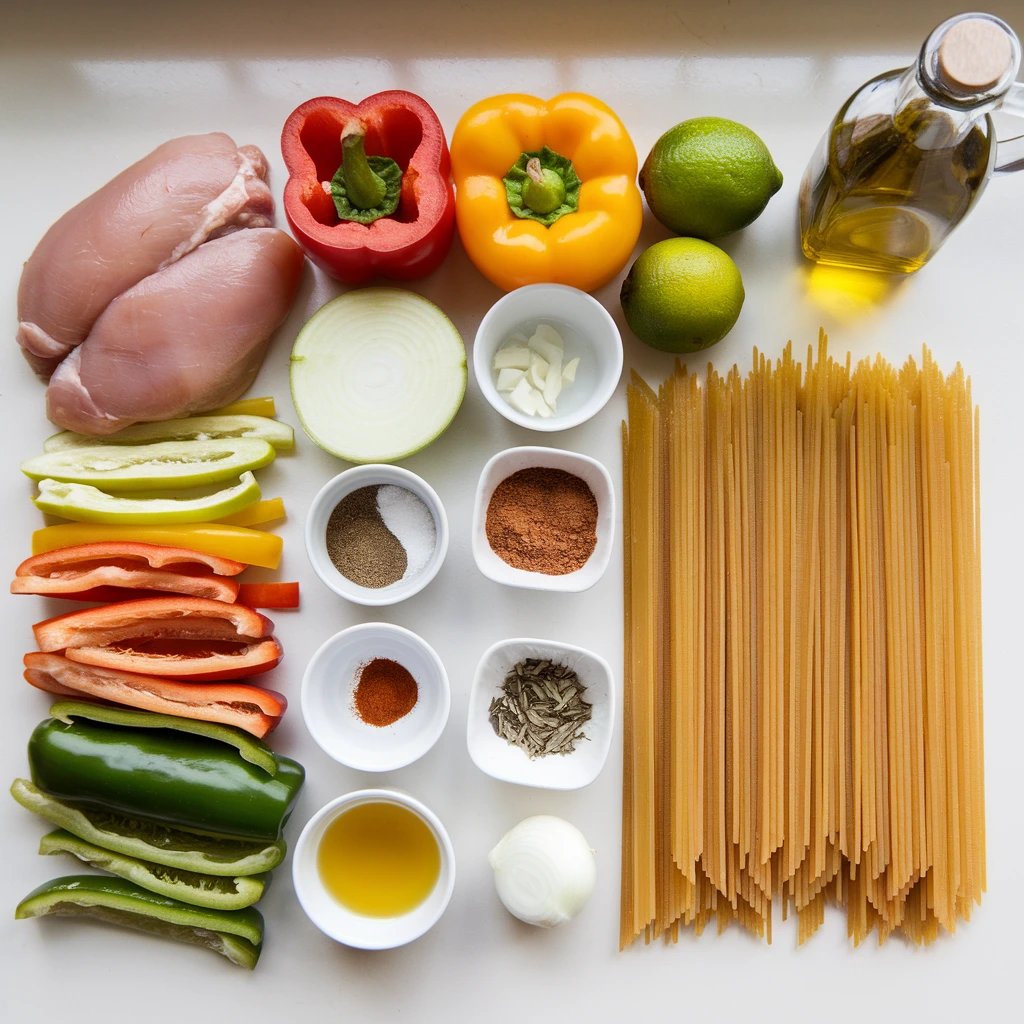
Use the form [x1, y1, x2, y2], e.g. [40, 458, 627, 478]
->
[800, 13, 1024, 273]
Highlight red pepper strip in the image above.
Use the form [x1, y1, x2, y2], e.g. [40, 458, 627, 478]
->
[237, 582, 300, 609]
[24, 653, 286, 739]
[33, 597, 273, 649]
[64, 638, 283, 682]
[12, 542, 245, 603]
[281, 91, 455, 284]
[32, 597, 281, 680]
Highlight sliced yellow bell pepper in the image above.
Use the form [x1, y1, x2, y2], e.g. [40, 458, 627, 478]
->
[216, 497, 286, 528]
[450, 93, 643, 293]
[32, 523, 282, 569]
[209, 397, 277, 418]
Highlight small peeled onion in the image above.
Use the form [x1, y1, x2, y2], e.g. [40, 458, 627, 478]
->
[488, 815, 596, 928]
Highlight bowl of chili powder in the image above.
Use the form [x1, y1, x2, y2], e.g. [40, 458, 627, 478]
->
[471, 446, 615, 592]
[301, 622, 451, 771]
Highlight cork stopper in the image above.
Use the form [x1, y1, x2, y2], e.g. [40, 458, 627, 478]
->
[939, 16, 1013, 91]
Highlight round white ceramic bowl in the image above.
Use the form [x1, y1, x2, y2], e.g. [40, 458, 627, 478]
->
[471, 445, 615, 592]
[292, 788, 456, 950]
[467, 637, 615, 790]
[301, 623, 450, 772]
[305, 464, 449, 606]
[473, 283, 623, 432]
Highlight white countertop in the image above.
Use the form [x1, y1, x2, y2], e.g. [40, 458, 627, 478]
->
[1, 1, 1021, 1020]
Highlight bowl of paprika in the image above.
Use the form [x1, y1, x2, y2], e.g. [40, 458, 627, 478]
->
[301, 622, 451, 772]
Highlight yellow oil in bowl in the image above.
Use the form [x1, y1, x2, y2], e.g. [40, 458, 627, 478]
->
[317, 800, 441, 917]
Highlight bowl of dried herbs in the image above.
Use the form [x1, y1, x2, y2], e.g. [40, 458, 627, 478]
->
[466, 637, 614, 790]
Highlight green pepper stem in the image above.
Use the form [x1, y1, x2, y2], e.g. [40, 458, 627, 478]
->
[520, 156, 567, 215]
[340, 120, 387, 210]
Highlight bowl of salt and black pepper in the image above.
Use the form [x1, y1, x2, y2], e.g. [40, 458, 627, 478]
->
[305, 464, 448, 606]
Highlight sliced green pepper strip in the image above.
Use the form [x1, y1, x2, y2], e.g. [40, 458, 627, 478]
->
[39, 829, 269, 911]
[48, 700, 279, 776]
[21, 438, 276, 492]
[11, 779, 285, 876]
[33, 471, 262, 525]
[504, 145, 582, 226]
[28, 719, 305, 840]
[15, 875, 263, 969]
[331, 120, 402, 224]
[44, 415, 295, 453]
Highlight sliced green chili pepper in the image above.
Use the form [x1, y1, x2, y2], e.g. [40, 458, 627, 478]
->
[331, 120, 403, 224]
[21, 438, 276, 492]
[11, 779, 285, 876]
[33, 471, 262, 525]
[28, 718, 304, 840]
[48, 700, 279, 775]
[503, 145, 582, 226]
[38, 829, 269, 911]
[15, 875, 263, 969]
[44, 415, 295, 452]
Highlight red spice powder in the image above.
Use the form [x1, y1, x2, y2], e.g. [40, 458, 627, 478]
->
[353, 658, 419, 727]
[485, 467, 598, 575]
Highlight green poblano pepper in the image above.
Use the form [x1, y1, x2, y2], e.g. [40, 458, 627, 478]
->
[28, 718, 305, 841]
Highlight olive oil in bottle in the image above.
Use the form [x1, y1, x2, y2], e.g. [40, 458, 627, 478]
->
[800, 13, 1022, 273]
[318, 801, 440, 917]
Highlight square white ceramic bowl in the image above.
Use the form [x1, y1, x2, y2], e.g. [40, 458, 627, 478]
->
[473, 283, 623, 431]
[292, 788, 456, 950]
[305, 464, 449, 607]
[471, 445, 615, 592]
[301, 623, 450, 772]
[467, 637, 615, 790]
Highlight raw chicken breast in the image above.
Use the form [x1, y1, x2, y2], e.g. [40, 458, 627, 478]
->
[17, 133, 274, 377]
[45, 229, 304, 435]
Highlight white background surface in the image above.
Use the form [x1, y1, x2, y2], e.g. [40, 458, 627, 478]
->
[2, 1, 1022, 1020]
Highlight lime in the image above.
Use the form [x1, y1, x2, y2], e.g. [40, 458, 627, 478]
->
[620, 238, 744, 353]
[640, 117, 783, 238]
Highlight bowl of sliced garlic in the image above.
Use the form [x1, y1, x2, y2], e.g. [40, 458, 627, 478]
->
[473, 284, 623, 432]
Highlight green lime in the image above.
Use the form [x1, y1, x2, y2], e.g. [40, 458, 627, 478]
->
[620, 238, 744, 353]
[640, 117, 783, 238]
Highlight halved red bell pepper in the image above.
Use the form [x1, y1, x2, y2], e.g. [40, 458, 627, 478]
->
[24, 653, 286, 738]
[12, 543, 244, 603]
[281, 91, 455, 284]
[32, 598, 282, 681]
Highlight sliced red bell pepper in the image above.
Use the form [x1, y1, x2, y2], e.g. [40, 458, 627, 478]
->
[24, 653, 286, 738]
[237, 582, 300, 610]
[12, 542, 245, 603]
[281, 91, 455, 284]
[32, 597, 281, 681]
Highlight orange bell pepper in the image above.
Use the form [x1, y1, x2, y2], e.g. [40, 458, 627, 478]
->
[450, 93, 642, 292]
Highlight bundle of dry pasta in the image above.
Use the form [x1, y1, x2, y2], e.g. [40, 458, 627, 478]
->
[621, 333, 984, 948]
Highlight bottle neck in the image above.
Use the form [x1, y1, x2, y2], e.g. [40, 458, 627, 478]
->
[917, 12, 1020, 113]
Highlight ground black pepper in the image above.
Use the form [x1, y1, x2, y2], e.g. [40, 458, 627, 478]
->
[326, 485, 407, 588]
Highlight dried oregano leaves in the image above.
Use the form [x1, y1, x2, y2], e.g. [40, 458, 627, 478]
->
[488, 659, 592, 759]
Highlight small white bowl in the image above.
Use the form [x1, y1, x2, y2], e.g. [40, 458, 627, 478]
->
[473, 284, 623, 431]
[467, 637, 615, 790]
[471, 445, 615, 592]
[305, 464, 448, 606]
[301, 623, 450, 772]
[292, 789, 456, 950]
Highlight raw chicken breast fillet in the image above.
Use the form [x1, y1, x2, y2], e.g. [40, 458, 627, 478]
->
[46, 229, 305, 435]
[17, 133, 274, 377]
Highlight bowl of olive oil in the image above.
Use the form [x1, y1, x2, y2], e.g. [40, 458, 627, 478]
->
[292, 789, 456, 949]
